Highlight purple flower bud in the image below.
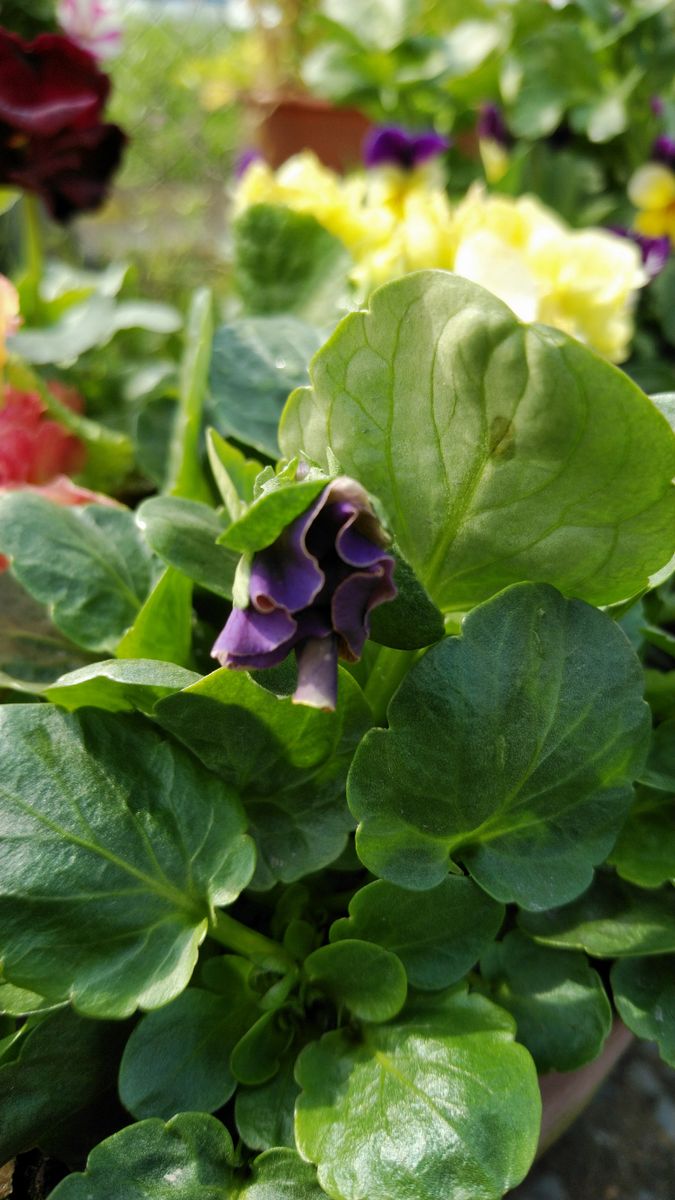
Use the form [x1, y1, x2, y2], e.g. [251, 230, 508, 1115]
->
[234, 147, 263, 178]
[212, 477, 397, 711]
[477, 103, 511, 148]
[363, 124, 450, 171]
[609, 225, 671, 279]
[652, 134, 675, 165]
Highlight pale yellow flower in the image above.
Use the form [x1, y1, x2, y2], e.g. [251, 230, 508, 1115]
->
[0, 275, 20, 368]
[627, 162, 675, 242]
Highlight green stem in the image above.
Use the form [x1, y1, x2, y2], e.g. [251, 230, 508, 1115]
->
[169, 286, 214, 503]
[209, 910, 294, 973]
[21, 195, 44, 322]
[362, 645, 420, 725]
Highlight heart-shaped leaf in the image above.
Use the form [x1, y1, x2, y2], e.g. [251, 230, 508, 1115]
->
[349, 582, 649, 909]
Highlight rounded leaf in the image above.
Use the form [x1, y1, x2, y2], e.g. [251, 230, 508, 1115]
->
[304, 939, 407, 1021]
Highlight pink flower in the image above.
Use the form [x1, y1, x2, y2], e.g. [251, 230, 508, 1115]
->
[56, 0, 122, 62]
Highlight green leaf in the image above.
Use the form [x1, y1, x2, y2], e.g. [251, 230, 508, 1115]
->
[519, 874, 675, 957]
[0, 706, 255, 1017]
[119, 985, 253, 1120]
[349, 582, 649, 909]
[0, 495, 155, 652]
[168, 288, 214, 504]
[219, 479, 328, 555]
[206, 429, 262, 521]
[208, 317, 323, 459]
[295, 985, 540, 1200]
[233, 205, 350, 325]
[639, 720, 675, 791]
[304, 939, 407, 1021]
[136, 496, 237, 599]
[0, 572, 92, 692]
[230, 1008, 295, 1085]
[368, 550, 445, 650]
[235, 1050, 299, 1151]
[156, 667, 371, 887]
[609, 788, 675, 888]
[331, 877, 504, 990]
[0, 976, 57, 1016]
[611, 956, 675, 1068]
[479, 930, 612, 1073]
[0, 1007, 128, 1164]
[319, 0, 419, 50]
[116, 567, 194, 667]
[9, 294, 180, 364]
[48, 1112, 237, 1200]
[241, 1149, 327, 1199]
[280, 272, 675, 613]
[44, 659, 200, 714]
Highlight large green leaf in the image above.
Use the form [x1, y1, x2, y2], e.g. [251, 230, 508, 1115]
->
[330, 877, 504, 989]
[136, 496, 237, 599]
[280, 271, 675, 613]
[0, 572, 92, 692]
[295, 985, 540, 1200]
[519, 874, 675, 957]
[304, 939, 407, 1021]
[156, 667, 371, 887]
[48, 1113, 237, 1200]
[208, 317, 323, 459]
[0, 706, 254, 1017]
[233, 205, 350, 325]
[0, 1007, 128, 1165]
[9, 294, 180, 364]
[611, 956, 675, 1068]
[479, 930, 612, 1073]
[235, 1049, 299, 1151]
[44, 659, 200, 714]
[349, 583, 649, 909]
[119, 982, 255, 1120]
[609, 787, 675, 888]
[0, 495, 155, 652]
[241, 1149, 327, 1199]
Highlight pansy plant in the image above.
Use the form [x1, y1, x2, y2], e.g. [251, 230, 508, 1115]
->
[0, 272, 674, 1200]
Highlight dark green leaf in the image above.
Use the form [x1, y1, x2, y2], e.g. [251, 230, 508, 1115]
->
[611, 956, 675, 1068]
[235, 1049, 299, 1151]
[609, 788, 675, 888]
[230, 1008, 295, 1085]
[136, 496, 237, 599]
[0, 495, 155, 652]
[280, 272, 675, 613]
[295, 985, 540, 1200]
[304, 939, 407, 1021]
[48, 1112, 237, 1200]
[368, 550, 445, 649]
[639, 720, 675, 791]
[208, 317, 323, 459]
[349, 583, 649, 909]
[0, 572, 92, 691]
[479, 930, 612, 1072]
[0, 706, 254, 1017]
[331, 876, 504, 990]
[44, 659, 200, 715]
[520, 874, 675, 957]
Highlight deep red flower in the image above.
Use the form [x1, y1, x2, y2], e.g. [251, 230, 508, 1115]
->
[0, 387, 85, 485]
[0, 28, 126, 221]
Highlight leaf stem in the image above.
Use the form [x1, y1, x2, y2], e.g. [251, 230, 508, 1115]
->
[169, 287, 214, 503]
[209, 910, 293, 973]
[21, 194, 44, 322]
[362, 645, 420, 724]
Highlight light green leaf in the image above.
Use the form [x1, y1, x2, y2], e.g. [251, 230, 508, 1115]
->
[0, 976, 58, 1016]
[0, 1007, 128, 1165]
[48, 1113, 237, 1200]
[219, 479, 328, 555]
[116, 567, 194, 667]
[8, 294, 180, 364]
[609, 788, 675, 888]
[136, 496, 237, 599]
[349, 582, 649, 910]
[280, 271, 675, 613]
[520, 874, 675, 957]
[208, 317, 323, 459]
[0, 706, 255, 1018]
[479, 930, 612, 1073]
[206, 430, 261, 521]
[241, 1149, 327, 1199]
[0, 495, 155, 652]
[119, 986, 254, 1120]
[235, 1049, 299, 1151]
[295, 985, 540, 1200]
[304, 939, 407, 1021]
[156, 667, 370, 887]
[44, 659, 200, 714]
[320, 0, 419, 50]
[611, 956, 675, 1068]
[168, 288, 214, 504]
[330, 877, 504, 990]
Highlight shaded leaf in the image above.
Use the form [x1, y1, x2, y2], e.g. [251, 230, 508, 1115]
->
[304, 939, 407, 1021]
[611, 956, 675, 1068]
[520, 874, 675, 957]
[136, 496, 237, 599]
[44, 659, 199, 715]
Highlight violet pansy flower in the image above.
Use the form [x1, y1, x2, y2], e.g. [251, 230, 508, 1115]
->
[477, 103, 511, 147]
[212, 476, 396, 711]
[653, 134, 675, 165]
[363, 125, 450, 171]
[610, 226, 670, 279]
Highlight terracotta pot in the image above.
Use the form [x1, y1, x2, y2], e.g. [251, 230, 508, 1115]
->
[245, 92, 372, 172]
[537, 1019, 634, 1156]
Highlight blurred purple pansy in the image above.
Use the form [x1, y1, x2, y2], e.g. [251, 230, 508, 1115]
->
[653, 134, 675, 165]
[477, 103, 511, 147]
[610, 225, 671, 279]
[212, 476, 397, 711]
[234, 146, 263, 179]
[363, 124, 450, 171]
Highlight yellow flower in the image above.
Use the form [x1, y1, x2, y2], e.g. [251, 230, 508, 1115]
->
[0, 275, 20, 367]
[627, 162, 675, 241]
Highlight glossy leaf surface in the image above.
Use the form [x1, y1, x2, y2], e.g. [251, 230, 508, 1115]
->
[44, 659, 199, 715]
[520, 875, 675, 957]
[304, 939, 407, 1021]
[609, 787, 675, 888]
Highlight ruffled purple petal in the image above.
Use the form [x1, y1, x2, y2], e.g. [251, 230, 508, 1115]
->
[363, 124, 449, 170]
[250, 495, 326, 614]
[294, 636, 338, 711]
[212, 605, 297, 669]
[332, 556, 397, 660]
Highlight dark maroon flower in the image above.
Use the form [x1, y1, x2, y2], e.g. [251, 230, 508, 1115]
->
[0, 28, 126, 221]
[609, 225, 671, 279]
[212, 477, 397, 710]
[477, 103, 511, 147]
[652, 134, 675, 165]
[363, 125, 450, 171]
